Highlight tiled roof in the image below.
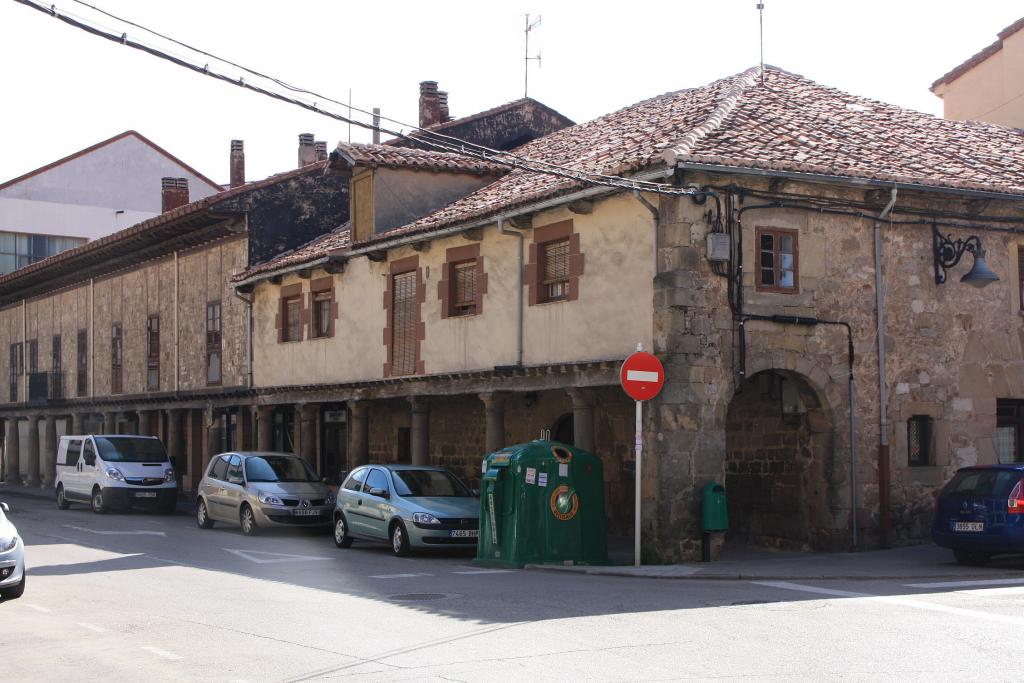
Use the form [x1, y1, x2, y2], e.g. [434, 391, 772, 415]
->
[363, 65, 1024, 245]
[932, 17, 1024, 90]
[0, 161, 328, 291]
[234, 222, 350, 282]
[335, 142, 507, 175]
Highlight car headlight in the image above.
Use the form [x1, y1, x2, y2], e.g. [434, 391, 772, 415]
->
[412, 512, 441, 526]
[257, 491, 284, 506]
[324, 492, 336, 506]
[105, 466, 125, 481]
[164, 468, 175, 483]
[0, 536, 17, 553]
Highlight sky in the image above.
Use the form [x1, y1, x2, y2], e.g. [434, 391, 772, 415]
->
[0, 0, 1021, 186]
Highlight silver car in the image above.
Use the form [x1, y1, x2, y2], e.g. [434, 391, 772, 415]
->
[195, 452, 335, 535]
[0, 501, 25, 600]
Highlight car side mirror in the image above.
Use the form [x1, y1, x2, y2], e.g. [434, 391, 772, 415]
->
[368, 487, 389, 499]
[0, 502, 8, 513]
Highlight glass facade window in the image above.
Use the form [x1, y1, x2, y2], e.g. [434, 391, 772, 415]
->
[0, 232, 87, 275]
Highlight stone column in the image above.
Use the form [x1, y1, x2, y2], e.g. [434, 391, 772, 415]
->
[71, 412, 87, 436]
[25, 415, 41, 487]
[298, 403, 319, 470]
[238, 406, 254, 451]
[42, 414, 57, 488]
[347, 400, 369, 467]
[137, 410, 157, 437]
[166, 408, 185, 490]
[207, 410, 224, 460]
[568, 388, 595, 452]
[4, 418, 20, 485]
[103, 411, 116, 434]
[409, 396, 429, 465]
[256, 405, 273, 451]
[480, 392, 506, 455]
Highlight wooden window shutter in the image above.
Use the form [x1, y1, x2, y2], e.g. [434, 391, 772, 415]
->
[391, 270, 418, 376]
[1017, 245, 1024, 311]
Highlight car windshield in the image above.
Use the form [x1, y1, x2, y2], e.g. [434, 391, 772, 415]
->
[391, 469, 473, 497]
[94, 437, 168, 463]
[244, 456, 318, 483]
[945, 469, 1022, 498]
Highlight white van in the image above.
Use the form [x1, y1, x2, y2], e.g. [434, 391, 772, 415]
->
[55, 435, 177, 514]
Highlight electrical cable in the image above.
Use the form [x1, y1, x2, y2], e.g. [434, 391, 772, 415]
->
[25, 0, 698, 198]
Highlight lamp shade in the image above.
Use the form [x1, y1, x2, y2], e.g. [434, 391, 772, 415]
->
[961, 248, 999, 288]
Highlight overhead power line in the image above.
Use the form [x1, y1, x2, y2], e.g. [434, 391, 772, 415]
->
[13, 0, 700, 198]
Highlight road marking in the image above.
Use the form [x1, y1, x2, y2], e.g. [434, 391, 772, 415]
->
[24, 603, 50, 613]
[77, 622, 107, 633]
[369, 573, 433, 579]
[65, 525, 166, 537]
[141, 646, 182, 661]
[755, 580, 1024, 626]
[452, 569, 514, 575]
[905, 578, 1024, 589]
[223, 548, 332, 564]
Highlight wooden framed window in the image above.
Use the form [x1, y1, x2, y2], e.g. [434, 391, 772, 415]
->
[110, 323, 123, 394]
[907, 415, 933, 467]
[276, 283, 305, 343]
[147, 315, 160, 390]
[27, 339, 37, 374]
[9, 342, 22, 402]
[206, 301, 222, 385]
[76, 329, 87, 397]
[310, 277, 337, 339]
[755, 227, 799, 292]
[51, 335, 61, 372]
[525, 220, 583, 306]
[439, 244, 486, 318]
[51, 334, 63, 399]
[383, 256, 425, 377]
[997, 400, 1024, 464]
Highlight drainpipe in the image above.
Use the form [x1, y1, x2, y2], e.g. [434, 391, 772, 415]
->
[632, 190, 660, 274]
[498, 218, 526, 367]
[874, 187, 898, 549]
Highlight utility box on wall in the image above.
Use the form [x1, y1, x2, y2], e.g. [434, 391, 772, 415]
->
[475, 440, 608, 568]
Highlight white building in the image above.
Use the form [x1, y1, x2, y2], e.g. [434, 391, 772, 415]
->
[0, 130, 221, 275]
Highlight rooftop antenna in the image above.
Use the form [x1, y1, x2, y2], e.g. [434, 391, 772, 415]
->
[524, 13, 542, 98]
[757, 2, 765, 84]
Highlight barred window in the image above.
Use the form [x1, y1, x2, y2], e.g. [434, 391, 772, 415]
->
[908, 415, 933, 467]
[756, 228, 799, 292]
[111, 323, 123, 394]
[9, 342, 22, 402]
[541, 238, 570, 302]
[391, 270, 418, 376]
[451, 261, 477, 316]
[147, 315, 160, 390]
[76, 330, 87, 397]
[206, 301, 222, 385]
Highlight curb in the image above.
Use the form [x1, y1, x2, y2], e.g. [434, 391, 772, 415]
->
[524, 564, 1024, 582]
[0, 485, 196, 517]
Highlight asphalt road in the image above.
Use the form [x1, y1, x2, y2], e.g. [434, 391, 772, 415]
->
[2, 494, 1024, 681]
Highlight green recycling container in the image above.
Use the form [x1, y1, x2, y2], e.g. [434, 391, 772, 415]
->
[701, 481, 728, 531]
[474, 440, 608, 568]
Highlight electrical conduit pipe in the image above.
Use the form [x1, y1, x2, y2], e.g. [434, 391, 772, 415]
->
[874, 188, 898, 548]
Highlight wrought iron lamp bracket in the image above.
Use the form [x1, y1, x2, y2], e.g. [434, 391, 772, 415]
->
[933, 223, 982, 285]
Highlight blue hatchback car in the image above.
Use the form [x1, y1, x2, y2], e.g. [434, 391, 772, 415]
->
[932, 465, 1024, 565]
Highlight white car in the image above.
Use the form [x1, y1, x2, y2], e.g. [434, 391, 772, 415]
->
[0, 502, 25, 600]
[55, 435, 177, 514]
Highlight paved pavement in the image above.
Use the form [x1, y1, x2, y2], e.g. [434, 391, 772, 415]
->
[5, 485, 1024, 681]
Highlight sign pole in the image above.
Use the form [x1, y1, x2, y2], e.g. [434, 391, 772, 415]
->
[634, 398, 642, 568]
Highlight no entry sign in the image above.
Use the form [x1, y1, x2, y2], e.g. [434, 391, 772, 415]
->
[620, 351, 665, 401]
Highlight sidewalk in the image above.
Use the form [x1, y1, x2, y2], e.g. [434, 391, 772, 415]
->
[0, 481, 196, 516]
[526, 542, 1024, 581]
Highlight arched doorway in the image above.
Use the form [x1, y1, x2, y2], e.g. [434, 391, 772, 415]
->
[725, 369, 837, 551]
[551, 413, 574, 445]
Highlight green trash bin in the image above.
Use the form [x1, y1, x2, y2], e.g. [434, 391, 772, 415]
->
[701, 482, 728, 532]
[475, 440, 608, 568]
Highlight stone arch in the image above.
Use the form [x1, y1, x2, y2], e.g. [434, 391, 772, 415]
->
[724, 367, 844, 551]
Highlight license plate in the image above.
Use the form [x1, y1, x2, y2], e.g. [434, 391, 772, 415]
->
[134, 492, 157, 498]
[954, 521, 984, 532]
[449, 529, 478, 538]
[293, 509, 320, 517]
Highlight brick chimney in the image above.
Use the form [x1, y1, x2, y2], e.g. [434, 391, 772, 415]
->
[229, 140, 245, 188]
[314, 141, 328, 162]
[419, 81, 441, 128]
[298, 133, 316, 167]
[161, 177, 189, 212]
[438, 91, 451, 123]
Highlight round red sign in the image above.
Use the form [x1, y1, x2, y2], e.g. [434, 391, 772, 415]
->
[620, 351, 665, 401]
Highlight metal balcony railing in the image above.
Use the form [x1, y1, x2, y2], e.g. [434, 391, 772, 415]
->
[28, 371, 64, 403]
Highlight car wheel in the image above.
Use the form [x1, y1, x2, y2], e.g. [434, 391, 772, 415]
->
[333, 514, 353, 548]
[91, 487, 107, 514]
[391, 520, 411, 557]
[953, 549, 991, 566]
[1, 572, 25, 600]
[240, 504, 259, 536]
[56, 484, 70, 510]
[196, 498, 214, 529]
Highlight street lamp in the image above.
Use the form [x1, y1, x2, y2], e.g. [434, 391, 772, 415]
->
[932, 223, 1000, 288]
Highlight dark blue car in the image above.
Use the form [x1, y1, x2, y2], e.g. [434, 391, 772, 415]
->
[932, 465, 1024, 565]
